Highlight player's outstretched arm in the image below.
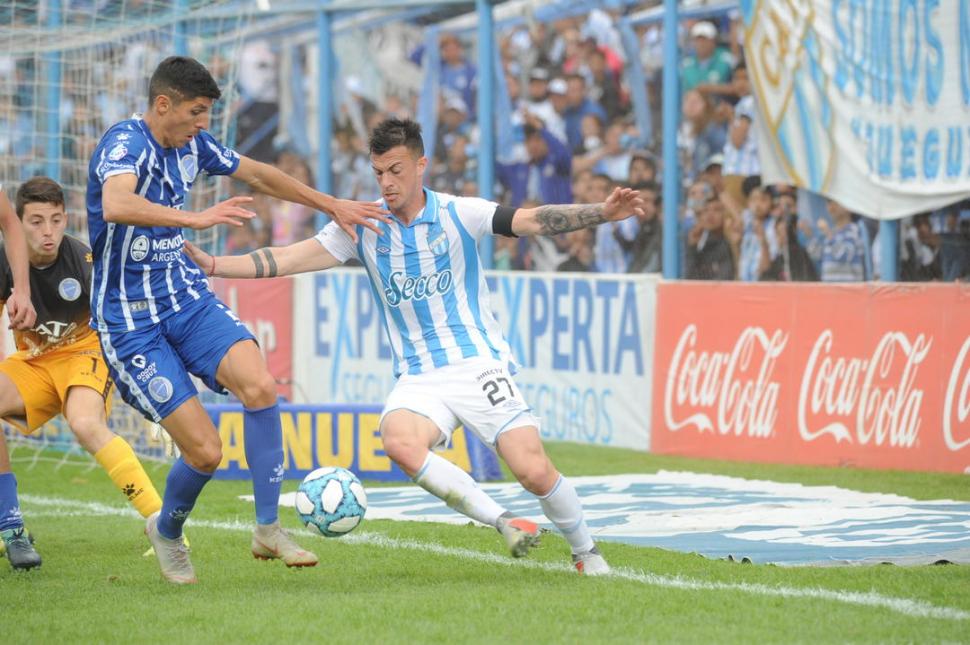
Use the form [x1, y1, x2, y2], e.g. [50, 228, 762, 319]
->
[0, 192, 36, 330]
[183, 239, 341, 279]
[232, 156, 390, 243]
[510, 187, 645, 238]
[103, 174, 255, 230]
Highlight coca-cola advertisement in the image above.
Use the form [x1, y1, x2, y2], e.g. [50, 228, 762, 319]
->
[652, 283, 970, 474]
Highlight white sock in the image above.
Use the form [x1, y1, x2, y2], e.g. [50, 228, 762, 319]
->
[414, 452, 506, 527]
[538, 475, 594, 554]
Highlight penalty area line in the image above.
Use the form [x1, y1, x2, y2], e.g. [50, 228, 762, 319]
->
[20, 494, 970, 622]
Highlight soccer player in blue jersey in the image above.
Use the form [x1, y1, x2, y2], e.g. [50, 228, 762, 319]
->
[186, 118, 644, 576]
[87, 56, 387, 584]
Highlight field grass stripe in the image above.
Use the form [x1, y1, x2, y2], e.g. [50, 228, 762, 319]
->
[21, 495, 969, 622]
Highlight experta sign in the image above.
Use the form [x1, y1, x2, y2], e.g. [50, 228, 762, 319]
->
[294, 269, 655, 450]
[652, 282, 970, 473]
[210, 403, 502, 482]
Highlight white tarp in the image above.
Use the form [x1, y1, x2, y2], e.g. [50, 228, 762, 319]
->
[743, 1, 970, 218]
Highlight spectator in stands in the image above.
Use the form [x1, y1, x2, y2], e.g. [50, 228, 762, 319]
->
[271, 150, 317, 244]
[628, 151, 657, 185]
[430, 134, 472, 196]
[586, 46, 625, 122]
[722, 64, 761, 178]
[736, 177, 777, 282]
[574, 120, 632, 181]
[496, 113, 572, 207]
[683, 179, 715, 232]
[524, 68, 566, 144]
[940, 205, 970, 281]
[815, 199, 867, 281]
[563, 73, 608, 153]
[439, 33, 476, 120]
[622, 180, 663, 273]
[686, 197, 735, 280]
[557, 228, 595, 272]
[591, 173, 637, 272]
[681, 21, 735, 95]
[760, 214, 818, 281]
[679, 89, 727, 185]
[332, 130, 375, 202]
[434, 94, 471, 162]
[900, 214, 942, 281]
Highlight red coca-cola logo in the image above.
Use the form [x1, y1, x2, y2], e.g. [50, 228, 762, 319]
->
[664, 325, 786, 438]
[944, 336, 970, 452]
[797, 331, 930, 448]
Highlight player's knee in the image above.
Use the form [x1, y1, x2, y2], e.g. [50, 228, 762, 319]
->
[516, 458, 558, 496]
[381, 431, 423, 471]
[67, 415, 110, 449]
[185, 441, 222, 473]
[238, 372, 278, 409]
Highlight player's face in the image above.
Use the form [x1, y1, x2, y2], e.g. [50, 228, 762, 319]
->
[156, 95, 214, 146]
[21, 202, 67, 264]
[371, 146, 427, 215]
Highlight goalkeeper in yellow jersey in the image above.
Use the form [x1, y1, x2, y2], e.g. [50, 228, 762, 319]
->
[0, 177, 164, 571]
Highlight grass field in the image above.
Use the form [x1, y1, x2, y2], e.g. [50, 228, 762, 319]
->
[4, 442, 969, 644]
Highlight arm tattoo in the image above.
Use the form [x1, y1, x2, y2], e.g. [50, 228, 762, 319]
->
[533, 204, 606, 235]
[261, 248, 278, 278]
[249, 250, 265, 278]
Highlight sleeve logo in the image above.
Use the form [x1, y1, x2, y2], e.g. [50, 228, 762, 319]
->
[108, 143, 128, 161]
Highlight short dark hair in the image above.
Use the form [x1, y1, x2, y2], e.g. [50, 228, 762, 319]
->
[15, 176, 64, 218]
[741, 174, 762, 198]
[148, 56, 221, 105]
[369, 118, 424, 157]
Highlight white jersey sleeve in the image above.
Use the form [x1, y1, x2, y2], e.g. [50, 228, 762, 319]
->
[314, 220, 357, 263]
[448, 196, 500, 241]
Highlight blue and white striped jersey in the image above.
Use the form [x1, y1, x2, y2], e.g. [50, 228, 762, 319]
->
[86, 117, 240, 332]
[316, 188, 512, 378]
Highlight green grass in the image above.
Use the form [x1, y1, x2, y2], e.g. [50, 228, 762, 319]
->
[4, 443, 969, 644]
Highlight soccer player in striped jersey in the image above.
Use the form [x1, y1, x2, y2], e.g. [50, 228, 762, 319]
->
[86, 56, 387, 584]
[0, 177, 168, 571]
[186, 118, 644, 576]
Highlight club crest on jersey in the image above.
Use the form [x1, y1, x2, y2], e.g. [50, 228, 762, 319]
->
[108, 143, 128, 161]
[130, 235, 149, 262]
[148, 376, 174, 403]
[58, 278, 82, 302]
[179, 154, 198, 183]
[428, 232, 449, 256]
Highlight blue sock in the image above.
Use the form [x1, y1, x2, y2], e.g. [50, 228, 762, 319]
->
[0, 473, 24, 531]
[244, 403, 284, 525]
[157, 458, 212, 540]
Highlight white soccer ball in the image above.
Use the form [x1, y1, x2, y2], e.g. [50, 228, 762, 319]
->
[295, 467, 367, 537]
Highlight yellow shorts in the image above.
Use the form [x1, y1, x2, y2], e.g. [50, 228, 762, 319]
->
[0, 332, 113, 434]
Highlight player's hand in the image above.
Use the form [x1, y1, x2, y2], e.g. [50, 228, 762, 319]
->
[602, 187, 645, 222]
[190, 196, 255, 230]
[6, 289, 36, 330]
[326, 199, 391, 242]
[182, 241, 212, 273]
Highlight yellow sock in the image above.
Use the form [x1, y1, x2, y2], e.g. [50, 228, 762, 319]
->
[94, 436, 162, 518]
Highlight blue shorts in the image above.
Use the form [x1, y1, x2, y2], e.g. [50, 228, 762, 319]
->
[98, 295, 256, 422]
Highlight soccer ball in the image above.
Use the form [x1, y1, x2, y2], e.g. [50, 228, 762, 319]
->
[295, 467, 367, 537]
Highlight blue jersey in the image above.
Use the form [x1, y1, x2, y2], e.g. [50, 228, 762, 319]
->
[316, 188, 513, 378]
[86, 117, 240, 332]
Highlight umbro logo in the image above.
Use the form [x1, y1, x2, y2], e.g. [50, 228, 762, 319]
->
[377, 246, 391, 255]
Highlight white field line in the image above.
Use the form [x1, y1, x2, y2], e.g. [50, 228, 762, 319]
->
[20, 494, 970, 622]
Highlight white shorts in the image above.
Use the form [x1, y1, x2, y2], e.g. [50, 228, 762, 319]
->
[381, 358, 539, 449]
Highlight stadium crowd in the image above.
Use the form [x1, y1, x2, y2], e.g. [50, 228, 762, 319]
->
[1, 1, 968, 281]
